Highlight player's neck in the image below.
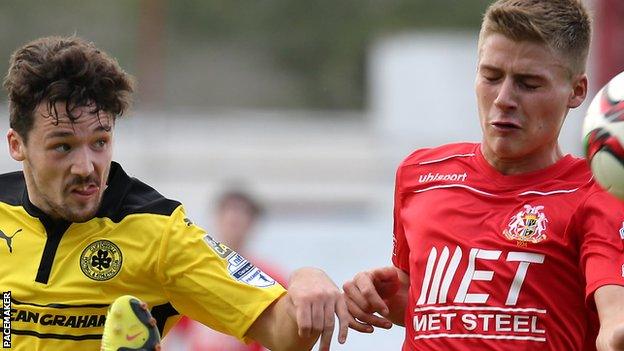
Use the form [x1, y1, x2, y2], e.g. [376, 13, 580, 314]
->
[481, 144, 564, 175]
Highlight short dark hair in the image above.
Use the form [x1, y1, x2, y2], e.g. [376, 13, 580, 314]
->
[479, 0, 591, 75]
[217, 190, 263, 218]
[3, 36, 134, 142]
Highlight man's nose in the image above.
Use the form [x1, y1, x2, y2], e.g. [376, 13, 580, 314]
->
[493, 78, 518, 111]
[71, 147, 95, 178]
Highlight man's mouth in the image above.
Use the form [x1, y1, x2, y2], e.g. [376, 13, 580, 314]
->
[70, 184, 99, 197]
[491, 120, 521, 130]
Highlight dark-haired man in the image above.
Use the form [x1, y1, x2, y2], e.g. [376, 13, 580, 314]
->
[343, 1, 624, 350]
[0, 36, 348, 351]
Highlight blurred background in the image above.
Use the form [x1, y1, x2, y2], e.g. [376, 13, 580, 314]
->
[0, 0, 622, 349]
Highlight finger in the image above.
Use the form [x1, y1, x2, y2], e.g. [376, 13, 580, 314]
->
[358, 313, 392, 329]
[344, 299, 375, 333]
[343, 294, 373, 333]
[344, 293, 370, 321]
[355, 277, 390, 315]
[343, 281, 373, 312]
[335, 295, 350, 344]
[311, 297, 324, 337]
[373, 268, 400, 298]
[343, 280, 384, 318]
[344, 280, 389, 318]
[349, 319, 374, 332]
[346, 298, 392, 330]
[296, 301, 312, 338]
[318, 302, 335, 351]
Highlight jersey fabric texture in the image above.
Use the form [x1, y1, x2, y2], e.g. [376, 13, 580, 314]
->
[0, 162, 286, 350]
[167, 258, 288, 351]
[392, 142, 624, 351]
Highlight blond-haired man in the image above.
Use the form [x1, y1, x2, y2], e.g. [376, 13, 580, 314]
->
[343, 1, 624, 350]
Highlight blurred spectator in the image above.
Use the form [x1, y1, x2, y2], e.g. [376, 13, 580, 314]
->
[164, 189, 288, 351]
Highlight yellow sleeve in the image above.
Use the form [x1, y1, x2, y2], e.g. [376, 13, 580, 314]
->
[156, 205, 286, 341]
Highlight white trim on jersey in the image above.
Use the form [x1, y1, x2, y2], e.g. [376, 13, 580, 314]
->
[418, 153, 476, 165]
[413, 333, 546, 342]
[518, 176, 592, 196]
[519, 188, 580, 196]
[415, 184, 590, 198]
[412, 305, 547, 314]
[414, 184, 498, 197]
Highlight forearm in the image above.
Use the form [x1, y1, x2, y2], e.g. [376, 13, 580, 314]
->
[595, 285, 624, 351]
[247, 267, 347, 351]
[247, 295, 318, 351]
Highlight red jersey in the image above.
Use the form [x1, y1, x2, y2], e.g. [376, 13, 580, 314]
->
[392, 143, 624, 351]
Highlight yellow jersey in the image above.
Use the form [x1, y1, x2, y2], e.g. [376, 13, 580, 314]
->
[0, 162, 286, 350]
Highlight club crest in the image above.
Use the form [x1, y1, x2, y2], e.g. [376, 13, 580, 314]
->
[503, 205, 548, 245]
[80, 240, 123, 281]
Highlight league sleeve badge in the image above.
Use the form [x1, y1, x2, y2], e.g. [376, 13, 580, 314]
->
[202, 234, 275, 288]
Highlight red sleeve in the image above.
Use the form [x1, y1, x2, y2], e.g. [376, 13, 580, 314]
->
[576, 188, 624, 306]
[392, 163, 410, 273]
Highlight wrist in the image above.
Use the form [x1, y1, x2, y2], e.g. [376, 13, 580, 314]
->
[289, 267, 324, 283]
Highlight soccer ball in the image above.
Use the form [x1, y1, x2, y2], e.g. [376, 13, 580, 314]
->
[582, 71, 624, 200]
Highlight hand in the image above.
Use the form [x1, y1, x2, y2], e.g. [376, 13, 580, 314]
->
[286, 267, 350, 351]
[608, 324, 624, 350]
[342, 267, 400, 333]
[595, 285, 624, 351]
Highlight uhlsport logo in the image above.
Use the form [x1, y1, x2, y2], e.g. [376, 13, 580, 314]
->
[80, 240, 123, 281]
[418, 172, 468, 183]
[503, 205, 548, 246]
[0, 228, 21, 253]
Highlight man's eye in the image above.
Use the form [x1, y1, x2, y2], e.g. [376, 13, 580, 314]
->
[520, 81, 539, 90]
[94, 139, 107, 149]
[482, 74, 499, 82]
[54, 144, 71, 153]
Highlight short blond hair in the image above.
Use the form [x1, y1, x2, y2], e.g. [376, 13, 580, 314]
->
[478, 0, 591, 75]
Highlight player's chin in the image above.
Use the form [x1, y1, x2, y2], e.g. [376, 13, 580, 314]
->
[63, 201, 101, 223]
[488, 138, 523, 157]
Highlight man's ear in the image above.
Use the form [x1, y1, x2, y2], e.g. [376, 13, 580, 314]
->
[7, 129, 26, 161]
[568, 74, 588, 109]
